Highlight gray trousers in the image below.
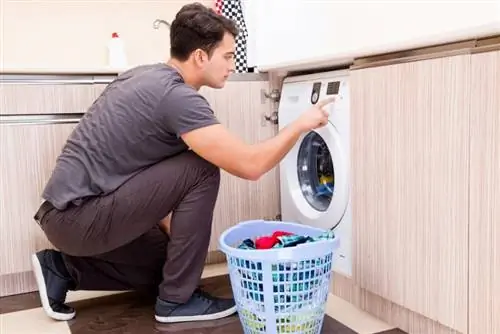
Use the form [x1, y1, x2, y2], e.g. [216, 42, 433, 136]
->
[37, 151, 220, 303]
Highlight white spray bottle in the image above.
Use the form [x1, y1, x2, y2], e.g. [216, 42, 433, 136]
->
[108, 32, 128, 68]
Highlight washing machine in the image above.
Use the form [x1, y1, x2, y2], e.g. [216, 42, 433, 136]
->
[278, 69, 352, 277]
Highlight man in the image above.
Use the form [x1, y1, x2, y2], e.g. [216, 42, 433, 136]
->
[32, 2, 334, 324]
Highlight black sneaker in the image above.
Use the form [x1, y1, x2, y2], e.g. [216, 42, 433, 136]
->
[31, 249, 76, 321]
[155, 289, 237, 323]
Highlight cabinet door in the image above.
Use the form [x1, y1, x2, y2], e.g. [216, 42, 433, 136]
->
[350, 55, 470, 332]
[200, 78, 280, 259]
[0, 84, 96, 115]
[0, 123, 78, 297]
[93, 84, 109, 98]
[469, 50, 500, 334]
[0, 77, 279, 296]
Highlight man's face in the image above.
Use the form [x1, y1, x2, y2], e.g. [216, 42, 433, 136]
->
[202, 32, 236, 89]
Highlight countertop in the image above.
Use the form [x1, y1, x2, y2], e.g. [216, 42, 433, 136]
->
[0, 67, 126, 75]
[0, 67, 268, 83]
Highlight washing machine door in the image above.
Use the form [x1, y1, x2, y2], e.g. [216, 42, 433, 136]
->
[284, 122, 349, 230]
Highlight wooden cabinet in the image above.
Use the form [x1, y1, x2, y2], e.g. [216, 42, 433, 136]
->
[201, 77, 280, 259]
[0, 83, 96, 115]
[0, 123, 79, 296]
[350, 55, 470, 332]
[0, 75, 279, 296]
[469, 50, 500, 334]
[0, 80, 98, 296]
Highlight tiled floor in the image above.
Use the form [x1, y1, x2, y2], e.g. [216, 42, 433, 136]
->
[0, 270, 406, 334]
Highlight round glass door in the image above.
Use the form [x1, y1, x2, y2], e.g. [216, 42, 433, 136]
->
[296, 131, 334, 212]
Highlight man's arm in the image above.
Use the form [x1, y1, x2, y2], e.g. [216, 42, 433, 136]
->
[181, 97, 335, 181]
[181, 121, 303, 180]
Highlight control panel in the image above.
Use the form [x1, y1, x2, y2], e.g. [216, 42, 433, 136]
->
[310, 82, 322, 104]
[326, 81, 340, 95]
[310, 80, 346, 103]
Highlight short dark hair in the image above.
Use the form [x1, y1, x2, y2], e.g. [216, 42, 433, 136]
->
[170, 3, 239, 61]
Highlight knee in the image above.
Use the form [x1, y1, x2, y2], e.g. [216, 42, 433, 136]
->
[185, 151, 220, 182]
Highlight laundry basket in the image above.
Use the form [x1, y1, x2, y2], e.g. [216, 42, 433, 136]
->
[219, 219, 340, 334]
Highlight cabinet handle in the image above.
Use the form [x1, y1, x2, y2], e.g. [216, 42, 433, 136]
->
[0, 74, 116, 85]
[0, 114, 84, 125]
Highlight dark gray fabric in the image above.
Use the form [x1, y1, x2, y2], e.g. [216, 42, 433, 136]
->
[40, 150, 221, 302]
[42, 63, 220, 210]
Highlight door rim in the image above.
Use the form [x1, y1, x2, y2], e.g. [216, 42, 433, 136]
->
[284, 122, 349, 229]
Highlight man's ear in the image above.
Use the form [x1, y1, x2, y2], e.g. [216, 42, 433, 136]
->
[193, 49, 208, 66]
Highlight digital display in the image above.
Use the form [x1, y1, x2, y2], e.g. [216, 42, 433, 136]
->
[326, 81, 340, 95]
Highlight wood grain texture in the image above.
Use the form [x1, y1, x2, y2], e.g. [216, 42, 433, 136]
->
[200, 80, 280, 257]
[350, 55, 470, 332]
[469, 50, 500, 334]
[0, 84, 96, 114]
[0, 124, 78, 296]
[0, 271, 37, 300]
[332, 275, 460, 334]
[0, 79, 278, 295]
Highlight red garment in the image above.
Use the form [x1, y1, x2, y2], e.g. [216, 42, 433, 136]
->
[255, 236, 276, 249]
[255, 231, 295, 249]
[272, 231, 294, 238]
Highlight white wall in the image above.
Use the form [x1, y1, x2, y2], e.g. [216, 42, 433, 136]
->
[1, 0, 212, 70]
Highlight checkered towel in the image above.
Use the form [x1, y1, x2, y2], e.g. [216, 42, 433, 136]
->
[216, 0, 248, 73]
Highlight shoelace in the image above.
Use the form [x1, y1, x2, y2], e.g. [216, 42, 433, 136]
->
[194, 289, 215, 304]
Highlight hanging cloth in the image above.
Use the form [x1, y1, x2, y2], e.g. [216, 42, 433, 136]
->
[213, 0, 223, 14]
[220, 0, 248, 73]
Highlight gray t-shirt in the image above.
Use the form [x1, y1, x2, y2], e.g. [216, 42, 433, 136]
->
[42, 63, 220, 210]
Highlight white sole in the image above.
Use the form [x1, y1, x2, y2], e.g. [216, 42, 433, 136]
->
[31, 253, 76, 321]
[155, 305, 237, 323]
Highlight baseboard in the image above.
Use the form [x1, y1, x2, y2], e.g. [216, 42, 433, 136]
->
[331, 273, 462, 334]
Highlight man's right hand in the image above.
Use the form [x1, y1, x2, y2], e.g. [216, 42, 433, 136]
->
[294, 96, 336, 132]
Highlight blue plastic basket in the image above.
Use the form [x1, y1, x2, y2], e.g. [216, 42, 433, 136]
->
[219, 219, 340, 334]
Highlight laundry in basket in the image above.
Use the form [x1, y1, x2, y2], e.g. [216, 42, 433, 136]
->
[219, 220, 340, 334]
[235, 229, 335, 304]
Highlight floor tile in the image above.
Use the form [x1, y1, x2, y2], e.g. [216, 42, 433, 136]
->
[0, 273, 403, 334]
[375, 329, 407, 334]
[66, 275, 358, 333]
[0, 307, 71, 334]
[201, 263, 228, 278]
[325, 294, 395, 334]
[66, 290, 125, 303]
[0, 291, 41, 314]
[0, 262, 229, 315]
